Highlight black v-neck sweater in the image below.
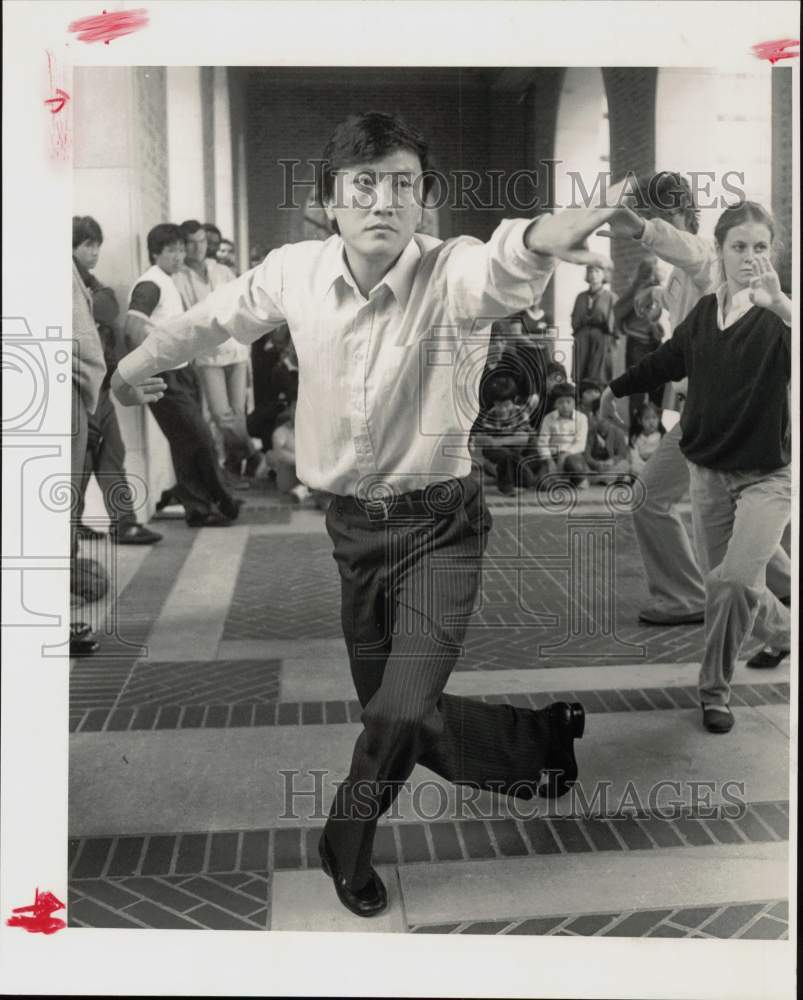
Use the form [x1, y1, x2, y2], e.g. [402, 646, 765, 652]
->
[610, 294, 792, 471]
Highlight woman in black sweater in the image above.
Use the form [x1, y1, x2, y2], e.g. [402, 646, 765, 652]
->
[601, 202, 792, 733]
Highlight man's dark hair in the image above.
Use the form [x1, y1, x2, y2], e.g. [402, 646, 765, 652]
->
[318, 111, 431, 204]
[73, 215, 103, 249]
[552, 382, 576, 400]
[179, 219, 205, 240]
[147, 223, 184, 263]
[632, 171, 700, 234]
[486, 372, 519, 404]
[203, 223, 222, 240]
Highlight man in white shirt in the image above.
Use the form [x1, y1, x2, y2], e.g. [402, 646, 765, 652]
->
[114, 111, 614, 918]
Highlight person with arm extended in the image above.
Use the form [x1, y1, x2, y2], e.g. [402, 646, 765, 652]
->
[114, 111, 617, 918]
[603, 172, 790, 625]
[600, 201, 792, 732]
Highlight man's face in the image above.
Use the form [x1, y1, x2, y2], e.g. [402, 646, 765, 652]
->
[205, 230, 221, 259]
[324, 149, 424, 271]
[555, 395, 575, 419]
[74, 240, 100, 271]
[184, 228, 207, 264]
[155, 241, 185, 275]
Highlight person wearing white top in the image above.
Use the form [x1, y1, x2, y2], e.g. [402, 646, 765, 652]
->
[125, 223, 240, 528]
[114, 112, 616, 917]
[172, 220, 263, 479]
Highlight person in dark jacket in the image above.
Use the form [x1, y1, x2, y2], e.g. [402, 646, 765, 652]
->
[601, 201, 791, 734]
[72, 216, 162, 544]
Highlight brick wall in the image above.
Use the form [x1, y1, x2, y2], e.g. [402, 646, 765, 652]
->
[602, 68, 657, 299]
[771, 67, 793, 293]
[239, 67, 526, 253]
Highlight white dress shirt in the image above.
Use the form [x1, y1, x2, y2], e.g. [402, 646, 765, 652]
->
[118, 219, 554, 496]
[172, 260, 250, 367]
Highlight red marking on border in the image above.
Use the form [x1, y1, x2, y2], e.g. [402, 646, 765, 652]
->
[6, 888, 66, 935]
[752, 39, 799, 63]
[46, 51, 70, 160]
[67, 8, 149, 45]
[44, 88, 70, 114]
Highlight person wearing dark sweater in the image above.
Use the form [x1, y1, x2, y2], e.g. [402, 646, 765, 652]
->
[601, 201, 792, 734]
[72, 216, 162, 545]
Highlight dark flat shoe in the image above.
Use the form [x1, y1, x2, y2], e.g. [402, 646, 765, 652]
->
[746, 648, 789, 670]
[318, 835, 388, 917]
[538, 701, 585, 798]
[110, 524, 163, 545]
[186, 511, 232, 528]
[702, 706, 734, 733]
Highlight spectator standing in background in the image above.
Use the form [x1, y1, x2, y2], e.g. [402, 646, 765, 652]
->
[174, 220, 265, 481]
[72, 216, 162, 546]
[125, 223, 241, 528]
[570, 262, 617, 385]
[613, 254, 666, 434]
[203, 223, 223, 262]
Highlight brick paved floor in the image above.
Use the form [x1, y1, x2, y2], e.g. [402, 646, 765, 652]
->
[68, 492, 791, 935]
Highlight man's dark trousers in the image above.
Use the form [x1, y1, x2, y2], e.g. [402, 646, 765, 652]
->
[322, 474, 551, 889]
[148, 367, 233, 522]
[76, 387, 139, 530]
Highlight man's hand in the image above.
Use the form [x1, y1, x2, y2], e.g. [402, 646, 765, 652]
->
[524, 207, 617, 266]
[597, 204, 647, 242]
[111, 369, 166, 406]
[599, 386, 627, 428]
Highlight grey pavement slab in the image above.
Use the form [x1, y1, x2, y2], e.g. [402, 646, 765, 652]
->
[278, 657, 789, 703]
[145, 527, 248, 661]
[69, 706, 789, 836]
[271, 866, 405, 932]
[216, 638, 348, 661]
[398, 842, 788, 926]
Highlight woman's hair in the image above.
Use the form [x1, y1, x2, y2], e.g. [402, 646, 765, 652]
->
[713, 201, 781, 280]
[713, 200, 776, 248]
[147, 223, 184, 263]
[318, 111, 431, 205]
[73, 215, 103, 249]
[486, 372, 518, 403]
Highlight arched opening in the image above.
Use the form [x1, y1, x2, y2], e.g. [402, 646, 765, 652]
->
[552, 67, 610, 381]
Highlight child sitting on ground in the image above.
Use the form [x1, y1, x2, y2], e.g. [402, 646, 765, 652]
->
[472, 373, 535, 496]
[629, 402, 665, 475]
[268, 402, 311, 504]
[585, 413, 630, 484]
[533, 382, 590, 489]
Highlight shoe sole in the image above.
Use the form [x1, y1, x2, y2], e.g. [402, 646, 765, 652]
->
[638, 615, 704, 626]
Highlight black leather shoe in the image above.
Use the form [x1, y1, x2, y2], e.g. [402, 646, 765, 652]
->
[110, 524, 163, 545]
[318, 835, 388, 918]
[186, 511, 232, 528]
[538, 701, 585, 798]
[746, 647, 789, 670]
[76, 523, 105, 540]
[702, 705, 734, 733]
[69, 623, 99, 657]
[218, 496, 244, 521]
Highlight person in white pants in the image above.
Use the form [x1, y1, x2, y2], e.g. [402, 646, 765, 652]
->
[604, 173, 790, 630]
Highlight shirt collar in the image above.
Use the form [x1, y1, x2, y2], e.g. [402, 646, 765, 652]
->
[715, 282, 754, 328]
[325, 236, 420, 309]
